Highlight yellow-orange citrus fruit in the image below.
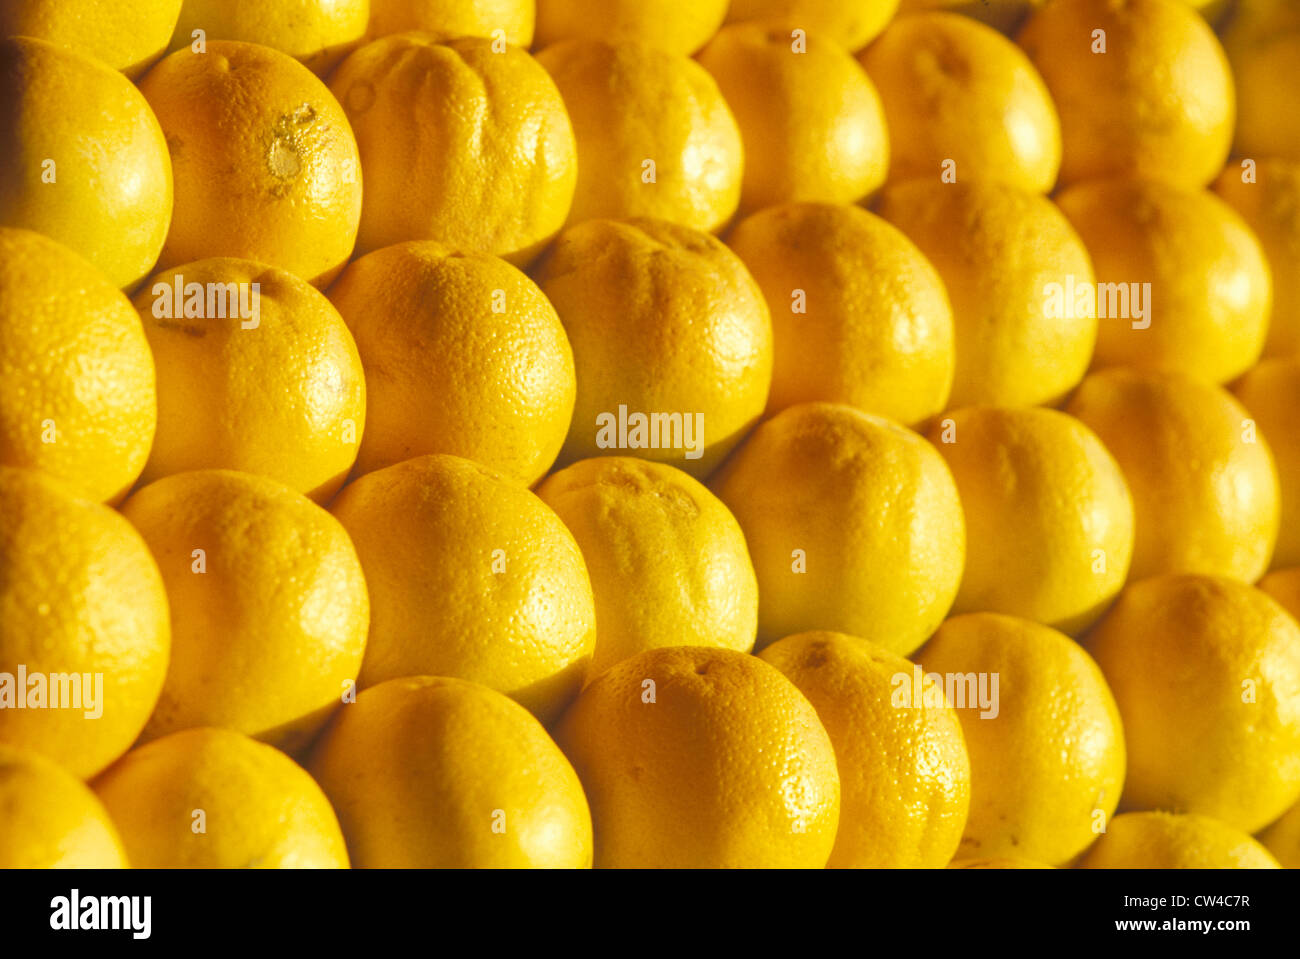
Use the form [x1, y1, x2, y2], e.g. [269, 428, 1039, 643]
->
[309, 676, 592, 867]
[92, 727, 349, 868]
[534, 217, 772, 477]
[139, 40, 361, 288]
[1079, 811, 1280, 869]
[0, 37, 172, 291]
[536, 457, 758, 680]
[725, 0, 899, 51]
[330, 33, 574, 265]
[0, 228, 156, 504]
[133, 258, 365, 502]
[1087, 574, 1300, 834]
[1214, 158, 1300, 359]
[1068, 368, 1279, 583]
[535, 0, 726, 55]
[1181, 0, 1232, 23]
[1260, 567, 1300, 623]
[1259, 795, 1300, 868]
[899, 0, 1046, 34]
[1194, 0, 1234, 22]
[876, 180, 1096, 409]
[120, 470, 369, 753]
[712, 402, 965, 654]
[0, 0, 181, 77]
[1056, 179, 1271, 385]
[368, 0, 534, 47]
[948, 857, 1053, 869]
[327, 241, 573, 485]
[919, 612, 1126, 865]
[1232, 358, 1300, 571]
[760, 631, 970, 867]
[727, 202, 954, 427]
[0, 745, 128, 868]
[329, 454, 595, 724]
[860, 11, 1060, 192]
[697, 22, 889, 215]
[1017, 0, 1234, 189]
[928, 407, 1134, 634]
[168, 0, 369, 76]
[0, 467, 169, 779]
[536, 39, 741, 233]
[1220, 0, 1300, 162]
[554, 646, 840, 867]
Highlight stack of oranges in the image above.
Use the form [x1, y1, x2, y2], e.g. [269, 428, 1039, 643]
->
[1, 0, 1298, 870]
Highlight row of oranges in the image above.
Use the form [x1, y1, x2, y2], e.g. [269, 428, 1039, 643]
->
[1, 0, 1299, 869]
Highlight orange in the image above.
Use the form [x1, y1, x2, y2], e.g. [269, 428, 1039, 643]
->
[0, 745, 128, 868]
[860, 11, 1060, 192]
[330, 33, 574, 265]
[1219, 0, 1300, 162]
[899, 0, 1046, 34]
[554, 646, 840, 867]
[1087, 574, 1300, 834]
[133, 258, 365, 502]
[697, 22, 889, 215]
[120, 470, 369, 753]
[928, 407, 1134, 635]
[139, 40, 362, 288]
[368, 0, 534, 47]
[1017, 0, 1234, 189]
[1190, 0, 1233, 22]
[712, 402, 965, 655]
[92, 727, 349, 868]
[329, 454, 596, 724]
[727, 202, 954, 427]
[533, 217, 772, 477]
[1260, 567, 1300, 623]
[724, 0, 900, 51]
[535, 0, 726, 54]
[0, 228, 156, 504]
[167, 0, 369, 76]
[0, 0, 181, 78]
[309, 676, 592, 867]
[948, 857, 1052, 869]
[876, 180, 1096, 409]
[1259, 795, 1300, 867]
[919, 613, 1126, 866]
[0, 37, 172, 290]
[536, 40, 741, 233]
[760, 631, 970, 867]
[1214, 158, 1300, 359]
[536, 457, 758, 679]
[327, 241, 574, 485]
[1056, 179, 1271, 385]
[0, 467, 170, 780]
[1068, 368, 1280, 583]
[1231, 358, 1300, 571]
[1080, 811, 1280, 869]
